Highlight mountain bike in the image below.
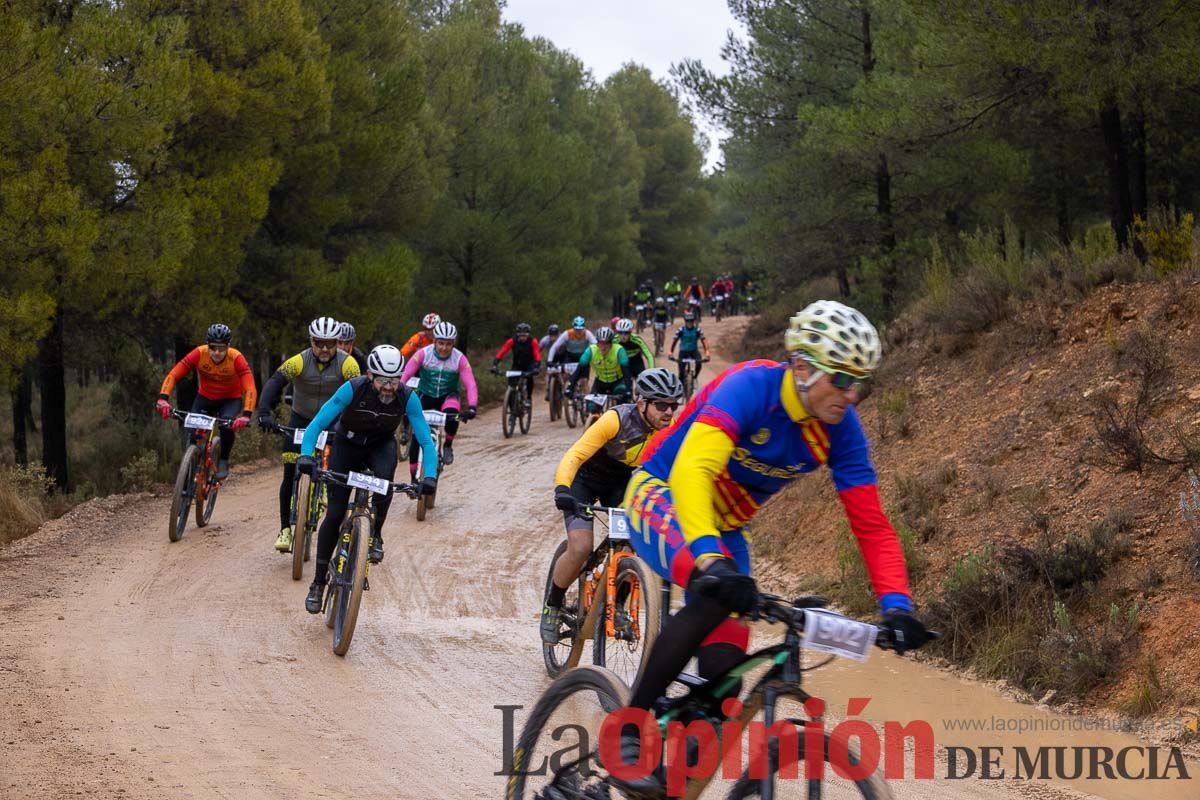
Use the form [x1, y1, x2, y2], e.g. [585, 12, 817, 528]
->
[414, 408, 458, 521]
[270, 423, 331, 580]
[563, 362, 585, 429]
[166, 408, 233, 543]
[653, 321, 667, 356]
[635, 303, 649, 333]
[541, 505, 661, 700]
[666, 295, 679, 323]
[712, 293, 726, 322]
[316, 468, 419, 656]
[501, 368, 537, 438]
[672, 355, 705, 402]
[583, 390, 624, 429]
[509, 591, 938, 800]
[546, 363, 565, 422]
[688, 294, 704, 321]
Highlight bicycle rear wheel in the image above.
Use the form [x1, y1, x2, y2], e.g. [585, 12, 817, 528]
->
[592, 555, 661, 711]
[292, 473, 313, 581]
[542, 540, 586, 678]
[502, 388, 516, 438]
[168, 445, 200, 542]
[505, 665, 630, 800]
[550, 378, 563, 421]
[727, 726, 895, 799]
[332, 513, 370, 656]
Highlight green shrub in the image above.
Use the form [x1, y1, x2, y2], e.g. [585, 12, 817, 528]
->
[0, 464, 53, 544]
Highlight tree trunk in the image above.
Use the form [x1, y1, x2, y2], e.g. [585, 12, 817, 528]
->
[836, 264, 851, 299]
[173, 335, 197, 411]
[38, 311, 69, 491]
[12, 362, 33, 466]
[1099, 102, 1134, 251]
[876, 153, 898, 314]
[1055, 169, 1072, 244]
[1130, 111, 1148, 221]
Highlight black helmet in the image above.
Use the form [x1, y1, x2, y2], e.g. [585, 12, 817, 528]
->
[547, 324, 560, 335]
[683, 311, 696, 322]
[596, 326, 615, 343]
[516, 322, 531, 334]
[338, 321, 356, 342]
[635, 368, 683, 402]
[206, 323, 232, 344]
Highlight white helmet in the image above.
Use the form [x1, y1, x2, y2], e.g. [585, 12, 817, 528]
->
[615, 318, 634, 334]
[422, 312, 441, 330]
[367, 344, 404, 377]
[432, 321, 457, 341]
[309, 316, 341, 340]
[596, 326, 615, 343]
[784, 300, 880, 378]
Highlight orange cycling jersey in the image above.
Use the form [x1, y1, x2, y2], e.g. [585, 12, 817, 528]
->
[400, 330, 433, 359]
[160, 345, 257, 411]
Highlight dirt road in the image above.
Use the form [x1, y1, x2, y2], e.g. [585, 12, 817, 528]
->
[0, 319, 1194, 799]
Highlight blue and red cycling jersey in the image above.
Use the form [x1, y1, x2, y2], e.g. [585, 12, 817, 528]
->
[639, 359, 911, 610]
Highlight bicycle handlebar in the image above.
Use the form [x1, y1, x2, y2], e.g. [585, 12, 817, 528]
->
[317, 469, 421, 497]
[169, 408, 235, 427]
[690, 580, 940, 653]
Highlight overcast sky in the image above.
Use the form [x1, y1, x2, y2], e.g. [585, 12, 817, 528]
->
[502, 0, 739, 170]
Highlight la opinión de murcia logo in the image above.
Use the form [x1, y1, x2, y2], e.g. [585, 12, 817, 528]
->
[497, 701, 1193, 794]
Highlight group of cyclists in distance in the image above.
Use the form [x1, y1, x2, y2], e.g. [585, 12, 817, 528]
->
[154, 277, 934, 798]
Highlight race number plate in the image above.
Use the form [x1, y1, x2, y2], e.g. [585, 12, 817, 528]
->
[607, 507, 631, 541]
[506, 370, 524, 378]
[546, 364, 562, 374]
[291, 428, 328, 448]
[406, 377, 420, 389]
[584, 394, 607, 406]
[564, 362, 579, 375]
[423, 410, 446, 427]
[347, 471, 390, 495]
[183, 413, 215, 430]
[801, 609, 877, 662]
[680, 358, 696, 365]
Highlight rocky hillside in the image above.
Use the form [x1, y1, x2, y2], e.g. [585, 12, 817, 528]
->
[746, 278, 1200, 728]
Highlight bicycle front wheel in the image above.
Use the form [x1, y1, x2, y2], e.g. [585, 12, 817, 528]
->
[332, 513, 370, 656]
[502, 388, 516, 438]
[505, 665, 630, 800]
[564, 391, 578, 428]
[592, 555, 661, 709]
[168, 445, 200, 542]
[292, 473, 313, 581]
[519, 389, 532, 434]
[728, 726, 895, 799]
[542, 540, 586, 678]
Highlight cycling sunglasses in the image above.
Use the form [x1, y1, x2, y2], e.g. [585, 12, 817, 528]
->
[372, 375, 400, 386]
[648, 400, 679, 413]
[814, 364, 872, 398]
[311, 338, 339, 350]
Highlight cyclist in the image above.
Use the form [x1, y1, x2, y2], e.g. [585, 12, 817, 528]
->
[614, 318, 653, 379]
[565, 326, 633, 417]
[491, 322, 542, 407]
[546, 316, 596, 367]
[613, 302, 930, 794]
[296, 345, 438, 608]
[400, 312, 441, 359]
[669, 310, 710, 386]
[337, 322, 368, 373]
[539, 324, 561, 400]
[156, 323, 257, 482]
[400, 321, 478, 470]
[682, 275, 705, 320]
[398, 313, 442, 446]
[541, 368, 684, 642]
[256, 317, 360, 553]
[662, 275, 682, 301]
[632, 282, 653, 324]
